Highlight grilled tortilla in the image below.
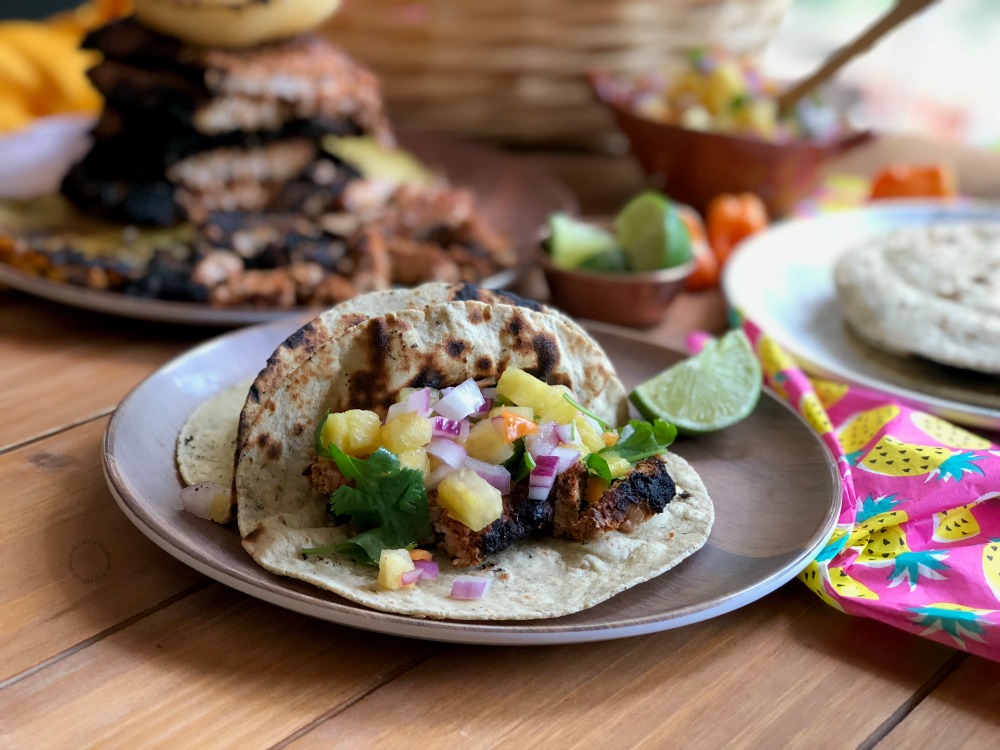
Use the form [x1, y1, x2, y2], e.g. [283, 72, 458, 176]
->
[226, 296, 712, 620]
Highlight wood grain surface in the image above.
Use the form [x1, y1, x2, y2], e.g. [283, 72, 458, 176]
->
[2, 135, 996, 748]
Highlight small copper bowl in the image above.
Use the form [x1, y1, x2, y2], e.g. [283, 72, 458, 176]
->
[589, 71, 874, 217]
[538, 251, 693, 328]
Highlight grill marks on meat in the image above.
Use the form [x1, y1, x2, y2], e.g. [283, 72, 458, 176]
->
[552, 458, 676, 542]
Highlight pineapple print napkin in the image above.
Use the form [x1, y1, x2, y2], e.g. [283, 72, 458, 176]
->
[740, 317, 1000, 662]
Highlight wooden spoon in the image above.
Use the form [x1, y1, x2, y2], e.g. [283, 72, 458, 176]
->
[777, 0, 940, 118]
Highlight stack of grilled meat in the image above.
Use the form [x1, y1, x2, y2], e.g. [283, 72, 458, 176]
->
[55, 17, 516, 307]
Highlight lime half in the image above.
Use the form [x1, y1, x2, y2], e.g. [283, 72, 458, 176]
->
[630, 329, 762, 434]
[547, 213, 618, 269]
[613, 191, 693, 271]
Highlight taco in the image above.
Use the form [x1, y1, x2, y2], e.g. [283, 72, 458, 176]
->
[231, 294, 713, 620]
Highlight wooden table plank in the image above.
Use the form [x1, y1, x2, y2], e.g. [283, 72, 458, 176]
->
[0, 290, 208, 451]
[1, 418, 202, 682]
[873, 656, 1000, 749]
[287, 586, 958, 750]
[0, 585, 440, 748]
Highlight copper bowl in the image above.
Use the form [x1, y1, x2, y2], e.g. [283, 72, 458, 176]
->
[589, 71, 874, 217]
[538, 251, 693, 328]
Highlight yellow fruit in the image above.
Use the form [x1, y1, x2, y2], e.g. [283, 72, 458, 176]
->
[911, 413, 991, 450]
[380, 412, 432, 455]
[397, 448, 429, 476]
[465, 419, 514, 464]
[378, 549, 415, 590]
[538, 384, 580, 423]
[574, 416, 606, 453]
[838, 405, 900, 455]
[828, 567, 879, 600]
[800, 392, 834, 435]
[497, 367, 553, 413]
[933, 504, 982, 543]
[601, 451, 631, 479]
[320, 410, 381, 456]
[812, 378, 848, 409]
[984, 539, 1000, 602]
[436, 469, 503, 531]
[799, 563, 843, 611]
[704, 61, 746, 115]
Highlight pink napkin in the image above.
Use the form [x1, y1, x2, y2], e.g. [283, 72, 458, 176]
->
[737, 318, 1000, 662]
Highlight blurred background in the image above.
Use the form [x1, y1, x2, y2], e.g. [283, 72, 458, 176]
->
[2, 0, 997, 147]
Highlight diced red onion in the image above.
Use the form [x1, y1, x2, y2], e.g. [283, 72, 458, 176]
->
[469, 398, 493, 419]
[431, 416, 470, 441]
[463, 456, 511, 494]
[387, 387, 433, 420]
[413, 559, 440, 580]
[551, 446, 581, 474]
[554, 421, 577, 445]
[525, 421, 558, 458]
[433, 379, 485, 421]
[528, 455, 560, 500]
[481, 386, 498, 400]
[179, 481, 229, 520]
[450, 575, 492, 600]
[401, 568, 423, 586]
[425, 463, 454, 490]
[427, 437, 467, 468]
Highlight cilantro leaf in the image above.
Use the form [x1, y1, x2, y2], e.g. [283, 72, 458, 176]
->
[583, 418, 677, 479]
[583, 452, 612, 482]
[302, 446, 432, 566]
[503, 439, 536, 483]
[562, 392, 610, 430]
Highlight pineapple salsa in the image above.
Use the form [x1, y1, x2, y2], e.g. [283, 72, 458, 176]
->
[303, 367, 678, 596]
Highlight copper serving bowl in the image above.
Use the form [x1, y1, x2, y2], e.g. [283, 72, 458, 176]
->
[538, 251, 693, 328]
[589, 71, 874, 217]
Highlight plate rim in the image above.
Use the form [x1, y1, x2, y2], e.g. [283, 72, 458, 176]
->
[102, 318, 841, 645]
[722, 199, 1000, 431]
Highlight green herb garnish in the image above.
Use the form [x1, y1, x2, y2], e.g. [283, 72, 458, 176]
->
[503, 439, 536, 483]
[562, 392, 610, 430]
[302, 445, 433, 565]
[582, 418, 677, 479]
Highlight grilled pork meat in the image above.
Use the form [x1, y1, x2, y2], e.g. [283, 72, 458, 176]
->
[553, 457, 676, 542]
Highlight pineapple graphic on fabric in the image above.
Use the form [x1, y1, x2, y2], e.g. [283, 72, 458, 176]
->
[932, 503, 983, 544]
[839, 405, 900, 464]
[799, 392, 834, 435]
[757, 335, 794, 398]
[799, 530, 878, 608]
[911, 413, 991, 450]
[857, 436, 986, 481]
[811, 378, 848, 410]
[910, 603, 994, 647]
[984, 538, 1000, 602]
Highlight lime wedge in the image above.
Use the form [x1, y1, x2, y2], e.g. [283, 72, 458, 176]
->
[629, 329, 762, 434]
[547, 212, 618, 269]
[614, 191, 693, 271]
[577, 247, 629, 271]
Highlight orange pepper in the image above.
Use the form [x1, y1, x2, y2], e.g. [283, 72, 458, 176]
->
[677, 204, 719, 291]
[500, 409, 539, 442]
[869, 163, 957, 201]
[409, 548, 434, 561]
[706, 192, 769, 266]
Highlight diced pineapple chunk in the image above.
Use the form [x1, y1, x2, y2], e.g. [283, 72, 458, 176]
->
[488, 404, 533, 421]
[378, 548, 415, 590]
[538, 384, 580, 424]
[602, 451, 631, 479]
[574, 416, 607, 453]
[465, 419, 514, 463]
[380, 412, 432, 455]
[497, 367, 554, 413]
[320, 409, 381, 456]
[398, 448, 429, 476]
[437, 468, 503, 531]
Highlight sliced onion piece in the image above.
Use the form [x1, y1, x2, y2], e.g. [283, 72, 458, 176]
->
[528, 455, 560, 500]
[463, 456, 511, 494]
[413, 559, 440, 580]
[433, 379, 485, 421]
[426, 463, 454, 490]
[525, 421, 558, 458]
[554, 421, 577, 445]
[551, 446, 581, 474]
[387, 387, 434, 420]
[431, 416, 470, 441]
[450, 575, 492, 600]
[180, 481, 230, 521]
[427, 436, 467, 468]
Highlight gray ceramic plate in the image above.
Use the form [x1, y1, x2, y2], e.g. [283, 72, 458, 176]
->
[103, 317, 840, 645]
[723, 200, 1000, 432]
[0, 130, 575, 326]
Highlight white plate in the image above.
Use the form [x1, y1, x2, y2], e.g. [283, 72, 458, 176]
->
[103, 318, 840, 645]
[0, 130, 574, 326]
[723, 200, 1000, 432]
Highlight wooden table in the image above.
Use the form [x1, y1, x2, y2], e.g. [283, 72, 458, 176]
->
[2, 136, 999, 748]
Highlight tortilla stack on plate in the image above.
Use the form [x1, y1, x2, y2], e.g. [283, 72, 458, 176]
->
[833, 222, 1000, 375]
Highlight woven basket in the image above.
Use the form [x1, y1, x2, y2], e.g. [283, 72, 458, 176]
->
[320, 0, 792, 149]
